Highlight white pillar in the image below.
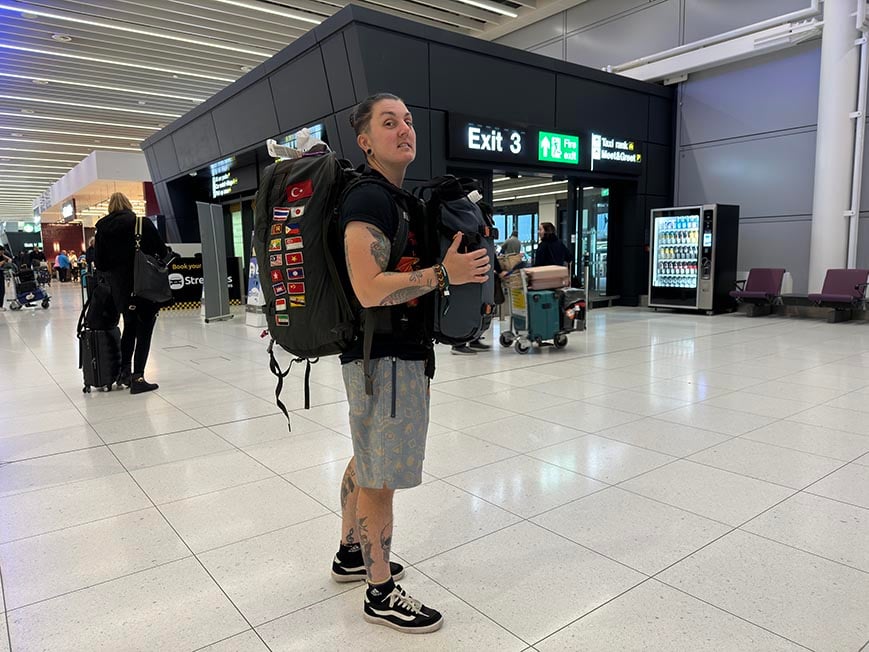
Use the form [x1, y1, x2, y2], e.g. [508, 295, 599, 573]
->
[538, 196, 558, 230]
[809, 0, 860, 292]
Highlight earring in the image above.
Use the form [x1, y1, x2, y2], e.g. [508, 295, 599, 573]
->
[366, 148, 372, 155]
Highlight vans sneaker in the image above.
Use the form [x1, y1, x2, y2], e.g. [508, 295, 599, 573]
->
[468, 339, 491, 351]
[450, 345, 476, 355]
[364, 584, 444, 634]
[331, 554, 405, 583]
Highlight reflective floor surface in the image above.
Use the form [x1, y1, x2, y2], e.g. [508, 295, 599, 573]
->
[1, 283, 867, 651]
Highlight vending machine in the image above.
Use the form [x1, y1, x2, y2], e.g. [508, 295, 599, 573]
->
[648, 204, 739, 313]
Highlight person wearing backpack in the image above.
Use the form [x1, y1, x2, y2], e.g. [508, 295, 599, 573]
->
[333, 93, 490, 634]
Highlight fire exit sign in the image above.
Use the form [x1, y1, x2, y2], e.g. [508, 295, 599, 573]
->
[538, 131, 580, 165]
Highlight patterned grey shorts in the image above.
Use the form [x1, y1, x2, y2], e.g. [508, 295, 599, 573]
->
[341, 358, 430, 489]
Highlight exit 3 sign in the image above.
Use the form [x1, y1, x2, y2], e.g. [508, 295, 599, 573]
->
[538, 131, 580, 165]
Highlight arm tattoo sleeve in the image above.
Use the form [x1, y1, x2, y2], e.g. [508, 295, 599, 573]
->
[366, 226, 390, 272]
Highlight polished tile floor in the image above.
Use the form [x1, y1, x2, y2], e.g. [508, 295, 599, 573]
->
[1, 283, 868, 651]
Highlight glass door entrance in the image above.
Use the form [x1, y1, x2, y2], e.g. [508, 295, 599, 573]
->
[576, 186, 609, 295]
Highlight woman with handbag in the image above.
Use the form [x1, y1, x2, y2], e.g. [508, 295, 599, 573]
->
[94, 192, 167, 394]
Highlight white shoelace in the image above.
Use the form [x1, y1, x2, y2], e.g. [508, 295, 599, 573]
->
[387, 587, 423, 614]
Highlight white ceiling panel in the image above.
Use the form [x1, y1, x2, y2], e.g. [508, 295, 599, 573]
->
[0, 0, 545, 219]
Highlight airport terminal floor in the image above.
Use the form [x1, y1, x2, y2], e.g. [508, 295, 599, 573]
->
[1, 283, 868, 652]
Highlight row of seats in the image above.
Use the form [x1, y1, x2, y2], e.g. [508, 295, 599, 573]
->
[731, 268, 869, 322]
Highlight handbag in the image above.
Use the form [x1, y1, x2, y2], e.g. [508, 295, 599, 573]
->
[132, 214, 173, 304]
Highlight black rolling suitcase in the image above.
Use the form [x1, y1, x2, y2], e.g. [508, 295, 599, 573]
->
[79, 327, 121, 392]
[77, 273, 122, 393]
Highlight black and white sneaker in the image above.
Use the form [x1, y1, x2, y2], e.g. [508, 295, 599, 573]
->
[468, 339, 491, 351]
[331, 554, 405, 583]
[364, 584, 444, 634]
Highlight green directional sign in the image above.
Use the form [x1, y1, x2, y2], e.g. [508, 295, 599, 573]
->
[538, 131, 580, 165]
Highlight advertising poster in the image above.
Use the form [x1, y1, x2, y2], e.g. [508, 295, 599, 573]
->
[166, 256, 241, 310]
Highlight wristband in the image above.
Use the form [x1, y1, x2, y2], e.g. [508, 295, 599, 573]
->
[434, 263, 450, 296]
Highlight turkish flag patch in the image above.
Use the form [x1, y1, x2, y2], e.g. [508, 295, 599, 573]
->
[286, 180, 313, 202]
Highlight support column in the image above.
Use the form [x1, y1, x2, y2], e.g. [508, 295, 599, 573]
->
[566, 178, 578, 278]
[809, 0, 860, 292]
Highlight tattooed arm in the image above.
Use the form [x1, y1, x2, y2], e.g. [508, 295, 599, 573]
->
[344, 221, 437, 307]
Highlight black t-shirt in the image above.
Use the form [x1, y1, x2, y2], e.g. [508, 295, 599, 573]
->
[339, 176, 431, 363]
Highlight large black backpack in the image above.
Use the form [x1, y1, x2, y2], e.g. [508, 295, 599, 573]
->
[415, 176, 497, 345]
[252, 151, 410, 425]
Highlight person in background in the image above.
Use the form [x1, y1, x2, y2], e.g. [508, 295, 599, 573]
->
[94, 192, 167, 394]
[0, 245, 11, 310]
[55, 250, 70, 282]
[501, 230, 521, 255]
[68, 250, 79, 283]
[85, 237, 96, 273]
[534, 222, 573, 268]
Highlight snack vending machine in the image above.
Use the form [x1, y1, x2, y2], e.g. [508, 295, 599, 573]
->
[648, 204, 739, 313]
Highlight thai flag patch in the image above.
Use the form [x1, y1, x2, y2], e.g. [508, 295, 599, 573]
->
[273, 208, 289, 222]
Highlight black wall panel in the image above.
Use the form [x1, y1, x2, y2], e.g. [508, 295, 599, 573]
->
[353, 27, 430, 107]
[171, 114, 220, 174]
[334, 106, 359, 163]
[342, 27, 368, 102]
[648, 95, 674, 145]
[143, 147, 160, 182]
[153, 181, 173, 222]
[429, 110, 447, 177]
[212, 79, 280, 156]
[557, 76, 649, 141]
[430, 44, 556, 125]
[321, 33, 356, 111]
[270, 48, 333, 134]
[405, 107, 431, 181]
[152, 137, 181, 181]
[644, 142, 672, 197]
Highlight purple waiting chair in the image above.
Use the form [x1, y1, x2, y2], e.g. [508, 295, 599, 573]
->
[807, 268, 869, 323]
[730, 268, 785, 316]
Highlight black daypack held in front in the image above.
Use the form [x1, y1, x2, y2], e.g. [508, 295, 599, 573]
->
[252, 151, 411, 426]
[415, 176, 497, 345]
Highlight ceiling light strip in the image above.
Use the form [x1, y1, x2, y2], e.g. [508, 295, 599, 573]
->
[210, 0, 322, 24]
[0, 138, 138, 151]
[0, 94, 182, 118]
[492, 180, 568, 194]
[0, 44, 235, 83]
[0, 113, 157, 130]
[0, 126, 142, 141]
[0, 148, 90, 156]
[453, 0, 517, 18]
[0, 73, 205, 102]
[0, 162, 71, 169]
[0, 3, 273, 57]
[0, 154, 85, 162]
[493, 189, 569, 202]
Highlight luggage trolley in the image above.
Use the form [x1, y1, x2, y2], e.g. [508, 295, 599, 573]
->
[8, 265, 50, 310]
[499, 268, 586, 354]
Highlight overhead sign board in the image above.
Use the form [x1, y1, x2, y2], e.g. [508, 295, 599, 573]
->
[448, 114, 644, 176]
[538, 131, 579, 165]
[590, 132, 643, 175]
[448, 115, 529, 165]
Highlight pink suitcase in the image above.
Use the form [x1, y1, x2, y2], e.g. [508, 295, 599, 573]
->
[524, 265, 570, 290]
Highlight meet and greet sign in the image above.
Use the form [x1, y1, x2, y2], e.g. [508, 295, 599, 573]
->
[447, 114, 642, 175]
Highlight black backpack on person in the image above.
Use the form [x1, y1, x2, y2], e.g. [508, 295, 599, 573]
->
[252, 151, 412, 425]
[415, 176, 497, 345]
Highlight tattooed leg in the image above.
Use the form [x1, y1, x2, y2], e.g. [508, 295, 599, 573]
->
[356, 486, 395, 584]
[340, 458, 359, 545]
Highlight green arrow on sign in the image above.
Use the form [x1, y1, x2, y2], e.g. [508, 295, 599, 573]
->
[538, 131, 580, 165]
[541, 136, 550, 158]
